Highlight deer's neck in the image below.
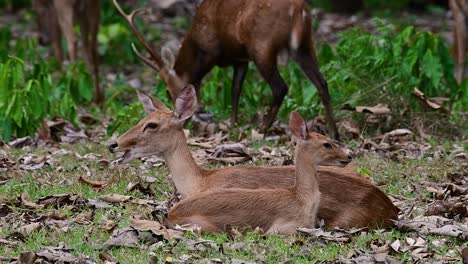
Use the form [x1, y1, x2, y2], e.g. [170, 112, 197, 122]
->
[163, 131, 203, 198]
[293, 146, 320, 205]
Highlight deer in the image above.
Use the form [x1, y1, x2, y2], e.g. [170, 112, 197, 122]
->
[166, 111, 349, 234]
[112, 0, 340, 140]
[108, 86, 399, 229]
[32, 0, 103, 104]
[449, 0, 468, 83]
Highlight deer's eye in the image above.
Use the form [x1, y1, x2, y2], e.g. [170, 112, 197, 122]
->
[144, 123, 158, 131]
[323, 143, 332, 149]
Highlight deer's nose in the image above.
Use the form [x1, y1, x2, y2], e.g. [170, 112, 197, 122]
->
[347, 154, 353, 160]
[108, 142, 118, 153]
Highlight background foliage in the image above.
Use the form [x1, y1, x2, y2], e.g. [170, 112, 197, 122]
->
[0, 1, 466, 139]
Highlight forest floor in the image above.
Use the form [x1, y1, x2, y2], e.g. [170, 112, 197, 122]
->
[0, 2, 467, 263]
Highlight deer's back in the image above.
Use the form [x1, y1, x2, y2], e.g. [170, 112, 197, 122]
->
[168, 188, 309, 232]
[203, 165, 398, 228]
[189, 0, 309, 61]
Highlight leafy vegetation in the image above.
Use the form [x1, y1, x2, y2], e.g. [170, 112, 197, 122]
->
[319, 20, 466, 112]
[192, 20, 466, 126]
[0, 30, 93, 141]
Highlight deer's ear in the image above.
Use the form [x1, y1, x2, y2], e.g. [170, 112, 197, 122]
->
[161, 46, 175, 69]
[137, 90, 169, 114]
[174, 85, 198, 122]
[289, 111, 308, 140]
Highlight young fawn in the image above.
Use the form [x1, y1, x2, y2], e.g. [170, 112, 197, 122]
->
[167, 111, 349, 234]
[32, 0, 102, 104]
[108, 86, 399, 228]
[112, 0, 339, 140]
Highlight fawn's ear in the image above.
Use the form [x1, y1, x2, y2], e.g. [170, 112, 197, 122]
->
[162, 46, 176, 69]
[137, 90, 169, 114]
[174, 85, 198, 123]
[289, 111, 308, 140]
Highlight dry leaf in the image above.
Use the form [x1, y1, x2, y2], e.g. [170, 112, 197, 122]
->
[297, 227, 352, 243]
[131, 217, 184, 241]
[79, 176, 108, 190]
[251, 129, 264, 141]
[355, 104, 391, 115]
[60, 126, 88, 143]
[18, 223, 42, 235]
[20, 194, 45, 209]
[36, 246, 79, 263]
[412, 88, 449, 113]
[102, 228, 139, 249]
[99, 194, 132, 203]
[100, 220, 118, 232]
[8, 136, 35, 148]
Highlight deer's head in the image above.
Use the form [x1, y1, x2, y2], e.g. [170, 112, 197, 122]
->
[289, 111, 352, 167]
[113, 0, 188, 101]
[108, 85, 197, 163]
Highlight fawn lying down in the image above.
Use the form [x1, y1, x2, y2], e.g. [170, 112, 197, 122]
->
[109, 86, 399, 228]
[168, 111, 350, 234]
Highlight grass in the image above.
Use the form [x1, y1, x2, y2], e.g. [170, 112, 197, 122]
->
[0, 139, 466, 263]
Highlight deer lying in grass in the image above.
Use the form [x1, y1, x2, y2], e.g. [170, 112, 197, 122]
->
[108, 86, 399, 228]
[112, 0, 340, 140]
[450, 0, 468, 83]
[32, 0, 102, 104]
[167, 111, 349, 233]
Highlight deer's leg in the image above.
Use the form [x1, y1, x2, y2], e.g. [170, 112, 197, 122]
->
[54, 0, 76, 62]
[79, 0, 102, 104]
[231, 63, 248, 125]
[450, 0, 467, 83]
[252, 51, 288, 131]
[50, 13, 64, 63]
[188, 50, 217, 113]
[295, 49, 339, 141]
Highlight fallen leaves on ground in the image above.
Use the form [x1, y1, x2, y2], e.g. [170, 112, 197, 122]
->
[102, 216, 183, 249]
[79, 176, 108, 191]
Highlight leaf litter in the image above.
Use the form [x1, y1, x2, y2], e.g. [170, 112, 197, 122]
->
[0, 67, 466, 262]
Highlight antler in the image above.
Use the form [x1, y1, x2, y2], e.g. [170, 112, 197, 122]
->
[113, 0, 164, 71]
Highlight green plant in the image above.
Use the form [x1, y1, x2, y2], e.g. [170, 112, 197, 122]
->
[0, 57, 50, 140]
[317, 20, 465, 113]
[0, 45, 94, 140]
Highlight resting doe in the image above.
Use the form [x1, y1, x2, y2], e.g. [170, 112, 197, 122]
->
[167, 111, 349, 233]
[108, 86, 399, 228]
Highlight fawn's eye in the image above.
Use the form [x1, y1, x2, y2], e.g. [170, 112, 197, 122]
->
[323, 143, 332, 149]
[144, 123, 158, 131]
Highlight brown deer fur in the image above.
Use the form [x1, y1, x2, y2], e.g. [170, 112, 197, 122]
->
[109, 86, 399, 229]
[450, 0, 468, 83]
[167, 111, 349, 233]
[112, 0, 339, 140]
[32, 0, 102, 104]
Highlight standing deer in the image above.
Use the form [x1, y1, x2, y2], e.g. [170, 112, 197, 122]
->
[108, 86, 399, 228]
[450, 0, 468, 83]
[112, 0, 340, 140]
[167, 111, 348, 233]
[32, 0, 102, 104]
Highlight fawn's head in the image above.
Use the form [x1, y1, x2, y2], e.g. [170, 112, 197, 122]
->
[113, 0, 187, 101]
[289, 111, 352, 167]
[108, 85, 197, 163]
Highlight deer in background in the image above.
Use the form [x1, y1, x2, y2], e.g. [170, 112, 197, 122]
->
[450, 0, 468, 83]
[167, 111, 348, 233]
[32, 0, 103, 104]
[112, 0, 340, 140]
[108, 86, 399, 228]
